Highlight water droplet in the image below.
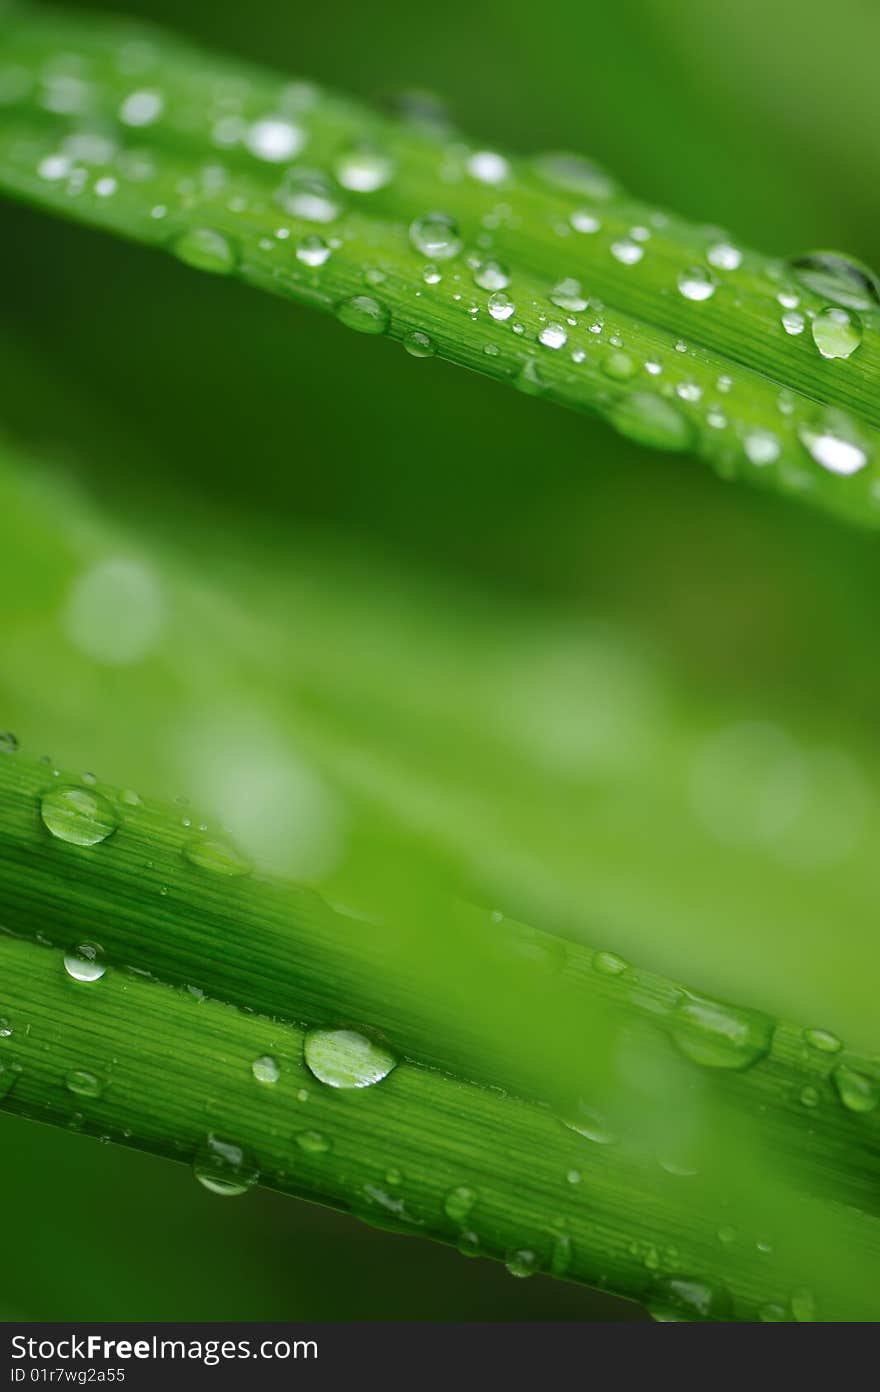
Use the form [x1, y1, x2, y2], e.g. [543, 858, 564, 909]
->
[335, 143, 394, 192]
[717, 1225, 737, 1244]
[119, 89, 164, 127]
[409, 212, 462, 260]
[296, 233, 331, 267]
[800, 1085, 820, 1108]
[173, 228, 237, 275]
[336, 295, 390, 335]
[296, 1130, 330, 1154]
[422, 264, 442, 285]
[782, 309, 805, 335]
[252, 1055, 279, 1085]
[744, 430, 780, 466]
[385, 1168, 402, 1186]
[811, 306, 862, 360]
[611, 239, 643, 266]
[563, 1102, 616, 1144]
[65, 1069, 103, 1098]
[707, 242, 742, 271]
[789, 251, 880, 312]
[467, 150, 509, 185]
[566, 1168, 582, 1185]
[183, 837, 252, 877]
[0, 731, 18, 753]
[0, 1018, 11, 1038]
[678, 267, 717, 301]
[550, 277, 588, 312]
[601, 350, 635, 381]
[609, 394, 693, 452]
[804, 1028, 841, 1054]
[457, 1230, 481, 1258]
[539, 323, 567, 350]
[404, 330, 436, 358]
[40, 787, 118, 847]
[194, 1134, 258, 1196]
[473, 258, 510, 291]
[671, 992, 773, 1070]
[63, 943, 106, 983]
[245, 116, 304, 163]
[276, 168, 341, 222]
[505, 1248, 538, 1278]
[570, 209, 601, 234]
[832, 1063, 879, 1113]
[798, 413, 868, 476]
[648, 1276, 730, 1322]
[593, 950, 628, 976]
[488, 291, 515, 321]
[444, 1186, 477, 1224]
[533, 151, 617, 199]
[303, 1028, 397, 1089]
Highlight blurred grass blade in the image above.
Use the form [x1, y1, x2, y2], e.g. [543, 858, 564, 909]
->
[1, 747, 880, 1319]
[2, 2, 880, 529]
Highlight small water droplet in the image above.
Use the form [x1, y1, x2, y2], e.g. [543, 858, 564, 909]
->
[678, 267, 717, 301]
[782, 309, 805, 335]
[245, 116, 305, 163]
[252, 1055, 279, 1085]
[173, 228, 237, 275]
[296, 233, 331, 267]
[63, 942, 106, 983]
[404, 330, 436, 358]
[804, 1028, 841, 1054]
[533, 151, 617, 199]
[276, 168, 341, 222]
[707, 242, 742, 271]
[444, 1185, 477, 1224]
[334, 143, 394, 192]
[194, 1134, 258, 1195]
[505, 1248, 538, 1278]
[422, 264, 442, 285]
[119, 89, 164, 128]
[385, 1168, 402, 1186]
[611, 239, 643, 266]
[563, 1101, 616, 1145]
[303, 1028, 397, 1089]
[798, 413, 868, 476]
[800, 1085, 820, 1108]
[601, 350, 635, 380]
[458, 1230, 481, 1258]
[183, 837, 252, 877]
[0, 731, 19, 753]
[609, 394, 693, 452]
[409, 212, 462, 260]
[488, 291, 515, 321]
[744, 430, 780, 466]
[811, 306, 862, 360]
[570, 209, 601, 234]
[648, 1276, 730, 1322]
[467, 149, 509, 184]
[566, 1168, 582, 1185]
[296, 1130, 330, 1154]
[593, 950, 628, 976]
[336, 295, 390, 335]
[671, 992, 773, 1071]
[789, 251, 880, 311]
[832, 1063, 880, 1113]
[65, 1069, 103, 1098]
[40, 787, 118, 847]
[0, 1018, 11, 1038]
[717, 1225, 737, 1244]
[550, 277, 588, 312]
[473, 258, 510, 291]
[539, 322, 567, 350]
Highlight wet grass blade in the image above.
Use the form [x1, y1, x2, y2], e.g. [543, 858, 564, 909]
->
[1, 1, 880, 529]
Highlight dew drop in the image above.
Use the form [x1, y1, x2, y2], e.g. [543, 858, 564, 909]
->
[488, 291, 515, 321]
[593, 950, 628, 976]
[473, 258, 510, 291]
[251, 1055, 279, 1085]
[409, 212, 462, 260]
[0, 1018, 11, 1038]
[744, 430, 781, 466]
[648, 1276, 730, 1322]
[457, 1230, 481, 1258]
[193, 1134, 258, 1196]
[296, 1130, 330, 1154]
[609, 394, 694, 452]
[303, 1028, 397, 1089]
[404, 330, 436, 358]
[550, 277, 588, 312]
[183, 837, 252, 877]
[671, 992, 773, 1070]
[789, 251, 880, 312]
[276, 168, 341, 223]
[40, 787, 118, 847]
[539, 323, 567, 350]
[782, 309, 805, 336]
[811, 306, 862, 360]
[804, 1028, 841, 1054]
[173, 227, 237, 275]
[422, 264, 442, 285]
[566, 1168, 582, 1185]
[533, 151, 617, 199]
[296, 233, 331, 267]
[444, 1185, 477, 1224]
[245, 117, 305, 163]
[563, 1101, 616, 1145]
[717, 1225, 737, 1244]
[601, 350, 635, 381]
[63, 942, 106, 983]
[707, 242, 742, 271]
[505, 1248, 538, 1278]
[336, 294, 390, 335]
[118, 89, 163, 127]
[678, 267, 717, 301]
[467, 150, 509, 185]
[611, 239, 643, 266]
[831, 1063, 880, 1113]
[798, 414, 868, 476]
[570, 209, 601, 234]
[334, 143, 394, 192]
[800, 1085, 820, 1108]
[65, 1069, 103, 1098]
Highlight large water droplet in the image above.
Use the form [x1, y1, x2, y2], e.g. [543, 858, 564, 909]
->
[334, 143, 394, 192]
[183, 837, 252, 877]
[303, 1028, 397, 1089]
[539, 323, 567, 350]
[832, 1063, 879, 1113]
[488, 291, 515, 321]
[444, 1186, 477, 1224]
[671, 992, 773, 1070]
[336, 295, 390, 335]
[811, 306, 862, 360]
[276, 169, 341, 222]
[40, 787, 118, 847]
[532, 151, 617, 200]
[296, 233, 331, 267]
[609, 394, 693, 452]
[798, 413, 868, 476]
[63, 942, 106, 982]
[173, 228, 237, 275]
[245, 116, 305, 163]
[678, 267, 717, 302]
[194, 1134, 258, 1196]
[789, 251, 880, 312]
[409, 212, 462, 260]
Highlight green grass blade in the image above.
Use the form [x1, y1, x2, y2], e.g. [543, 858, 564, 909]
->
[2, 1, 880, 530]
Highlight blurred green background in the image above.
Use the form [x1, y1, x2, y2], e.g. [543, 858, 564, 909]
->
[1, 0, 879, 1320]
